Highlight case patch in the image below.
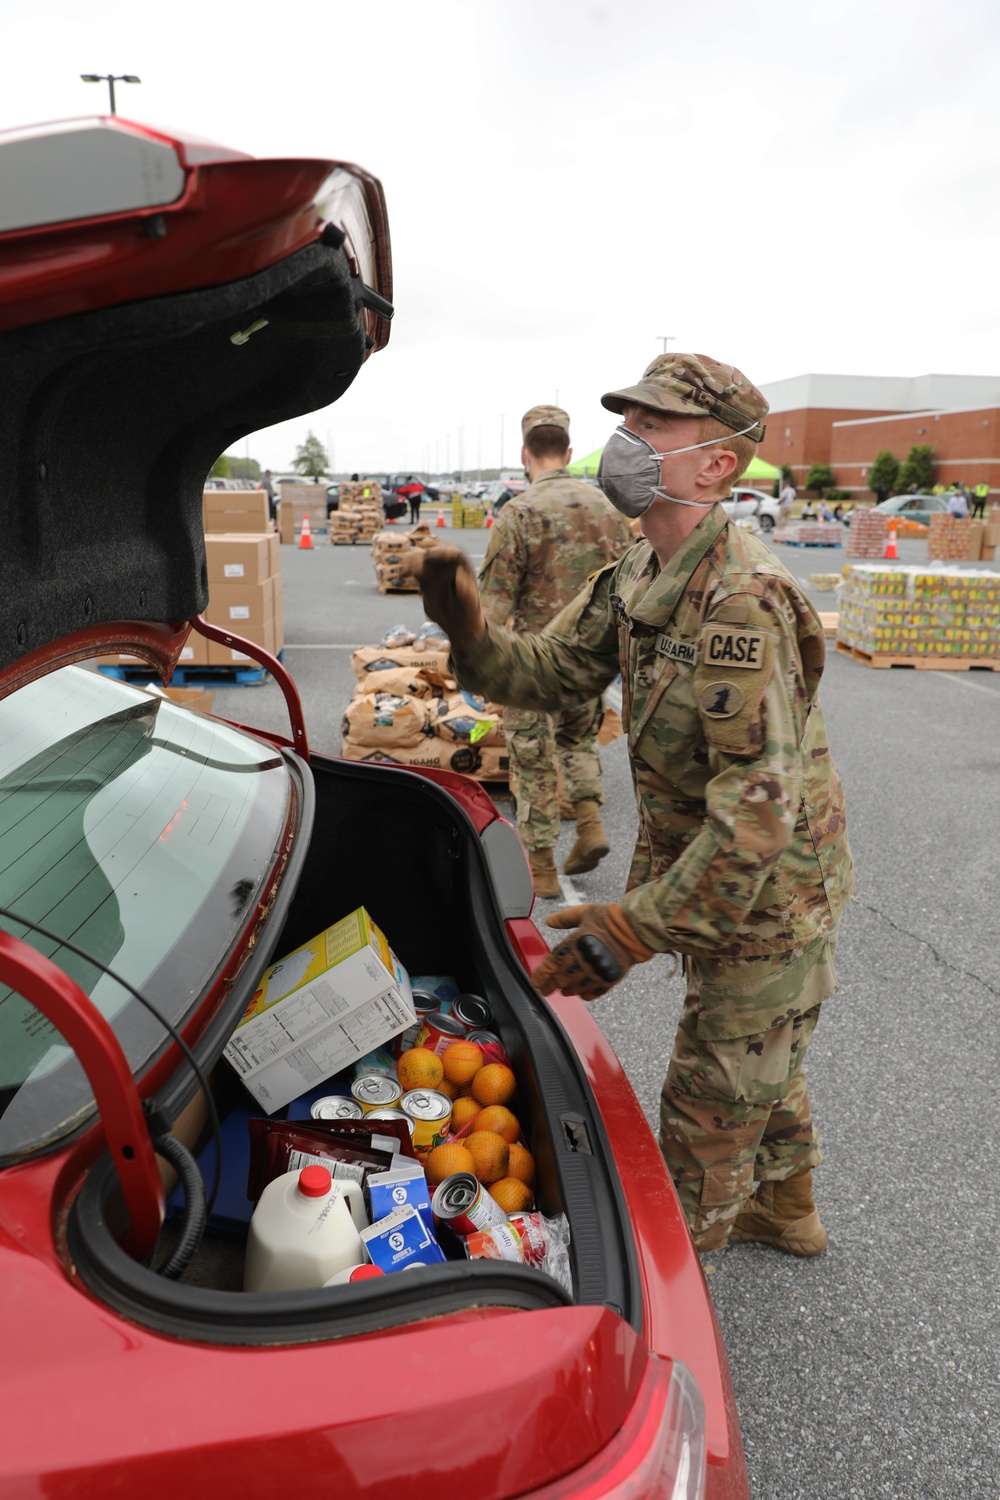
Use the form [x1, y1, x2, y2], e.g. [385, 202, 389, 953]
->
[699, 680, 744, 718]
[702, 626, 767, 669]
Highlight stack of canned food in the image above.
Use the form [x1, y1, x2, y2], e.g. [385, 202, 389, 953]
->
[293, 977, 549, 1266]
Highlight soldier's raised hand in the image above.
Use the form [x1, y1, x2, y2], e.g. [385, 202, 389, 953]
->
[532, 903, 656, 1001]
[402, 546, 486, 650]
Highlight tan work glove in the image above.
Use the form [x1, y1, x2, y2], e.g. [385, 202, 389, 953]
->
[402, 547, 486, 652]
[532, 904, 656, 1001]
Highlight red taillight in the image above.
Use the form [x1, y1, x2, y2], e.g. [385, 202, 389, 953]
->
[525, 1353, 706, 1500]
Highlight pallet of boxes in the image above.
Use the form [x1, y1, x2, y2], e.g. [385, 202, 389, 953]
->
[277, 483, 329, 545]
[330, 480, 385, 546]
[836, 563, 1000, 668]
[96, 488, 284, 682]
[370, 521, 437, 594]
[340, 625, 509, 782]
[928, 509, 1000, 567]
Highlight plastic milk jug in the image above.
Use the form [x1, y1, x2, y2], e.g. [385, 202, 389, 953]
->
[244, 1165, 367, 1293]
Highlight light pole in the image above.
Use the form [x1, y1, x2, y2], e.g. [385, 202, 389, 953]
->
[80, 73, 141, 115]
[658, 334, 674, 356]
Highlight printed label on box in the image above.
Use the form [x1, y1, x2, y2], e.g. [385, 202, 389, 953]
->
[229, 605, 251, 619]
[224, 563, 246, 578]
[361, 1204, 445, 1273]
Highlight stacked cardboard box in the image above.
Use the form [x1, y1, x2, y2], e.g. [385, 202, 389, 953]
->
[202, 531, 284, 666]
[277, 483, 328, 544]
[846, 509, 889, 559]
[983, 505, 1000, 563]
[370, 522, 437, 593]
[927, 515, 984, 562]
[837, 564, 1000, 659]
[341, 628, 508, 781]
[330, 490, 384, 545]
[776, 520, 845, 546]
[203, 489, 271, 535]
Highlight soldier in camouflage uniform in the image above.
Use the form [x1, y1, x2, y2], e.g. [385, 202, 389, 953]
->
[479, 405, 633, 899]
[405, 354, 854, 1257]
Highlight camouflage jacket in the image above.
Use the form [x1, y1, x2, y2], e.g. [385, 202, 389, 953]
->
[478, 469, 632, 632]
[456, 505, 854, 968]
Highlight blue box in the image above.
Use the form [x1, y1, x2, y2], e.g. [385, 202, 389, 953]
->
[361, 1204, 446, 1273]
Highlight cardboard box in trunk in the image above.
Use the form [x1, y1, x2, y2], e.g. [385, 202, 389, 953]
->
[223, 907, 416, 1113]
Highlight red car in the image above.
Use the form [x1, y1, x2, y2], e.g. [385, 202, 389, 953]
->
[0, 116, 748, 1499]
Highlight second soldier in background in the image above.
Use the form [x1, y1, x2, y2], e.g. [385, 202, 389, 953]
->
[478, 406, 632, 898]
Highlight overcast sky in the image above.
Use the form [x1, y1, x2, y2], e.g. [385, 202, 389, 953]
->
[5, 0, 998, 474]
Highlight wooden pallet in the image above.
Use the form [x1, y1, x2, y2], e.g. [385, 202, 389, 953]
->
[834, 642, 1000, 672]
[97, 654, 283, 687]
[818, 612, 839, 638]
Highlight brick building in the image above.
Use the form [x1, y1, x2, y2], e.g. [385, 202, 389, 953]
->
[758, 373, 1000, 498]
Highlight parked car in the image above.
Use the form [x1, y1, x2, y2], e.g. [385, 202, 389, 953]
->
[0, 115, 747, 1500]
[874, 493, 950, 527]
[722, 487, 779, 531]
[482, 477, 529, 514]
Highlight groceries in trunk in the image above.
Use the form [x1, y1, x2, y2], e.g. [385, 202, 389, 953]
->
[205, 909, 571, 1293]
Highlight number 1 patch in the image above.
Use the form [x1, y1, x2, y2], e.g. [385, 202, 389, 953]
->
[698, 680, 744, 718]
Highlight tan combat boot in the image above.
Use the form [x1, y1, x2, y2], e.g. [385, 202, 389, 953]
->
[563, 800, 610, 875]
[729, 1171, 829, 1257]
[528, 847, 561, 900]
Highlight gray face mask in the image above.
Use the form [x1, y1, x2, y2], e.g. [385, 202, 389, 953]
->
[597, 422, 759, 519]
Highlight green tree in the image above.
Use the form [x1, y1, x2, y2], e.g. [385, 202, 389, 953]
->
[780, 464, 794, 484]
[209, 453, 231, 479]
[868, 449, 900, 498]
[292, 431, 330, 480]
[805, 463, 834, 499]
[897, 443, 935, 493]
[228, 456, 261, 482]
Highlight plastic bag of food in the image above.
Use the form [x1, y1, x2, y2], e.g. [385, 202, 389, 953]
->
[380, 623, 416, 648]
[414, 620, 450, 651]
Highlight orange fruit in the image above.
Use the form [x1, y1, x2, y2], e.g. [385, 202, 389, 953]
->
[441, 1039, 484, 1086]
[396, 1047, 444, 1092]
[471, 1063, 516, 1107]
[450, 1097, 482, 1131]
[489, 1177, 534, 1215]
[425, 1141, 477, 1185]
[506, 1142, 536, 1187]
[436, 1077, 461, 1100]
[464, 1130, 510, 1184]
[474, 1105, 520, 1143]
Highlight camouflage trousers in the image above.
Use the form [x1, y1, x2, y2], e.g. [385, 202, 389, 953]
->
[504, 698, 605, 852]
[659, 930, 839, 1252]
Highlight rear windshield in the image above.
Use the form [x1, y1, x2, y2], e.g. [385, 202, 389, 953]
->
[0, 668, 292, 1160]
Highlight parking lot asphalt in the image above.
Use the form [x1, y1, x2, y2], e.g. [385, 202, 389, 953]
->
[205, 524, 1000, 1500]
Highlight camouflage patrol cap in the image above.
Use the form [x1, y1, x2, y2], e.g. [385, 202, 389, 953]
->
[601, 353, 768, 442]
[521, 404, 571, 441]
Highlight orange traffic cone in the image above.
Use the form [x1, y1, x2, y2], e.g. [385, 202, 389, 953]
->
[436, 508, 445, 528]
[485, 514, 493, 528]
[883, 525, 898, 560]
[299, 514, 314, 550]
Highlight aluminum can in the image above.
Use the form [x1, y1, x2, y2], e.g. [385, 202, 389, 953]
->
[415, 1010, 466, 1057]
[351, 1074, 403, 1114]
[365, 1108, 416, 1137]
[466, 1029, 512, 1068]
[396, 989, 441, 1056]
[432, 1172, 509, 1234]
[310, 1096, 365, 1121]
[409, 974, 461, 1009]
[462, 1222, 525, 1263]
[452, 994, 494, 1031]
[400, 1088, 454, 1155]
